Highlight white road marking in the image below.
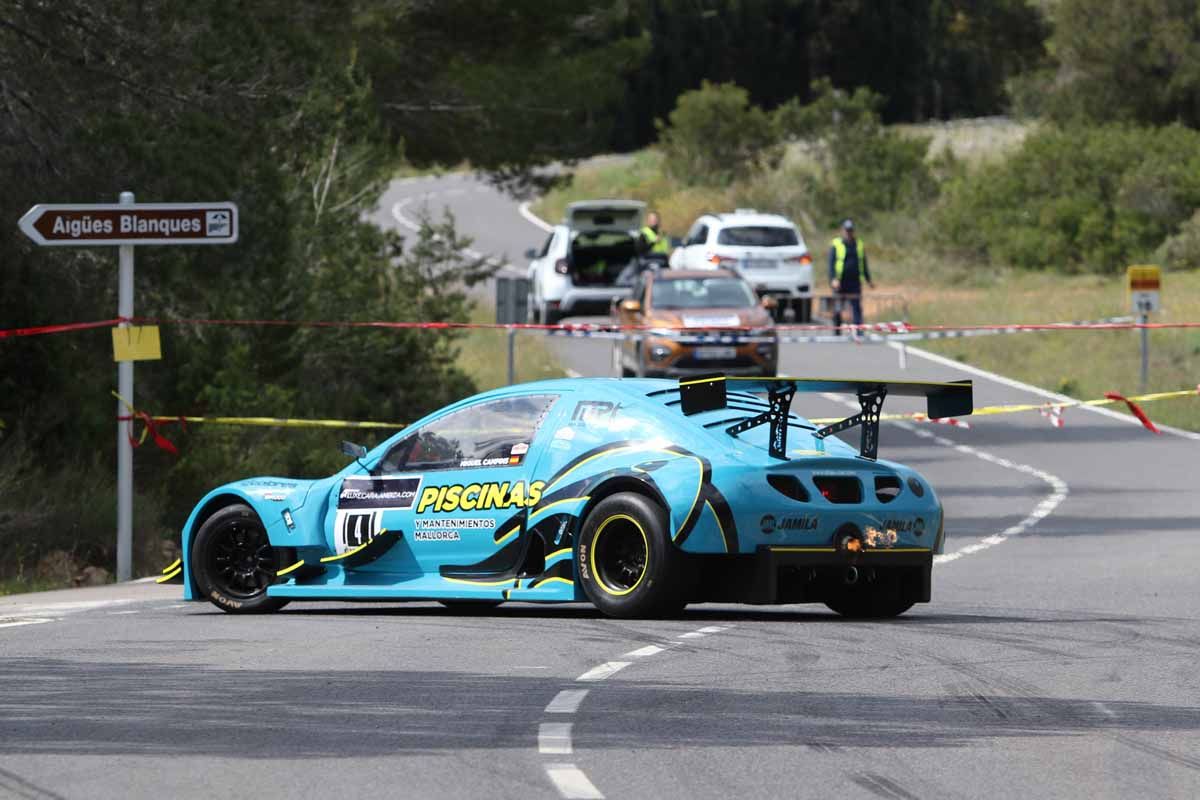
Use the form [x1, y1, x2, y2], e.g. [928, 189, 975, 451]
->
[892, 340, 1200, 441]
[107, 610, 140, 615]
[538, 722, 574, 755]
[0, 617, 57, 629]
[678, 631, 705, 639]
[545, 763, 605, 799]
[3, 598, 137, 615]
[545, 689, 590, 714]
[696, 626, 728, 633]
[576, 661, 630, 682]
[519, 200, 555, 233]
[565, 368, 583, 378]
[623, 644, 665, 658]
[1093, 701, 1118, 718]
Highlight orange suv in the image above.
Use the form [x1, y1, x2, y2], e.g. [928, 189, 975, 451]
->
[614, 269, 778, 377]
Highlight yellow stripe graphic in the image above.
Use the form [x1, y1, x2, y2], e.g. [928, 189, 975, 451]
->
[161, 558, 181, 574]
[155, 567, 182, 583]
[320, 530, 388, 563]
[276, 560, 306, 577]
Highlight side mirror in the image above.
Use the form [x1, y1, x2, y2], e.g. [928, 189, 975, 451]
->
[619, 299, 642, 313]
[524, 248, 538, 260]
[341, 441, 368, 460]
[760, 296, 778, 310]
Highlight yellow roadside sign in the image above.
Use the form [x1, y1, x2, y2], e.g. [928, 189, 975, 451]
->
[1127, 265, 1161, 314]
[112, 325, 162, 362]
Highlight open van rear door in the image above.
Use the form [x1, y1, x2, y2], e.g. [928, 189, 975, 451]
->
[565, 200, 645, 233]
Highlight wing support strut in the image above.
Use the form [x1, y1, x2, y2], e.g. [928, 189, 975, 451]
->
[725, 384, 796, 460]
[813, 385, 887, 461]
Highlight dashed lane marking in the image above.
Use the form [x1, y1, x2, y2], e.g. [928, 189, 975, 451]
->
[545, 689, 590, 714]
[623, 644, 665, 658]
[678, 631, 705, 639]
[545, 764, 605, 800]
[538, 722, 574, 755]
[575, 661, 630, 682]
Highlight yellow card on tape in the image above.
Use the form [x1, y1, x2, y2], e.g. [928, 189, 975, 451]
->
[112, 326, 162, 362]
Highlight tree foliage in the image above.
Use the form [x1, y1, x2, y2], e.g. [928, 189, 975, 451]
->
[656, 81, 781, 185]
[932, 124, 1200, 273]
[611, 0, 1049, 150]
[1040, 0, 1200, 128]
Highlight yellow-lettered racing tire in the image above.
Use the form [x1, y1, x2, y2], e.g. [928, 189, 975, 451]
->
[192, 503, 292, 614]
[577, 492, 685, 618]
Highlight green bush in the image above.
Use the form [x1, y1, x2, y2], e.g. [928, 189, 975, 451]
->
[656, 81, 781, 186]
[772, 80, 936, 222]
[932, 124, 1200, 272]
[1156, 210, 1200, 271]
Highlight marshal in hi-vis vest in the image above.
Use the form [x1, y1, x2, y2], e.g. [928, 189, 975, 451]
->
[830, 237, 866, 280]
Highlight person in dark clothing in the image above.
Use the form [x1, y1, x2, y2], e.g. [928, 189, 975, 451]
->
[828, 218, 873, 334]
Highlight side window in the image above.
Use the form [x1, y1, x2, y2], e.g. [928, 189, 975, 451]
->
[379, 395, 558, 473]
[686, 222, 704, 246]
[698, 225, 710, 244]
[537, 232, 555, 258]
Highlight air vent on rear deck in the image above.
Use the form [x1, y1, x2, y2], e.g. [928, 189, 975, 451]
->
[814, 476, 862, 504]
[874, 475, 902, 503]
[767, 474, 809, 502]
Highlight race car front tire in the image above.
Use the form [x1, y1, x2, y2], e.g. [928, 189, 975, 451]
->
[192, 503, 292, 614]
[577, 492, 686, 618]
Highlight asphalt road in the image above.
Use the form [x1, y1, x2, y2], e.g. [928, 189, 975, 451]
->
[1, 174, 1197, 800]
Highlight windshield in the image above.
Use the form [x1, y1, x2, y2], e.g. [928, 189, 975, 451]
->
[717, 226, 799, 247]
[652, 278, 757, 310]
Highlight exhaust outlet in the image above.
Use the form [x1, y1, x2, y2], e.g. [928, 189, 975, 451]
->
[844, 566, 859, 585]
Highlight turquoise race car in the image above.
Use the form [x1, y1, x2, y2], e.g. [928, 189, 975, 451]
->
[180, 374, 972, 618]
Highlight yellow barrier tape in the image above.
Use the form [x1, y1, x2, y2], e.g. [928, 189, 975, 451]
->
[161, 558, 181, 574]
[808, 387, 1199, 425]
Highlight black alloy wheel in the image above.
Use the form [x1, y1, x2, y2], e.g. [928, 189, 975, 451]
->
[592, 516, 648, 594]
[192, 503, 291, 613]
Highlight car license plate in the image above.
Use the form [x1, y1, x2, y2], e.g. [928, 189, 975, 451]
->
[741, 259, 777, 270]
[694, 346, 737, 360]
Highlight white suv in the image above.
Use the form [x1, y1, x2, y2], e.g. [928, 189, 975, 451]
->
[526, 200, 644, 324]
[669, 210, 813, 321]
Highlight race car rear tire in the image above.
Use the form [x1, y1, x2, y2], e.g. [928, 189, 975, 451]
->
[824, 576, 915, 619]
[192, 503, 292, 614]
[577, 492, 686, 618]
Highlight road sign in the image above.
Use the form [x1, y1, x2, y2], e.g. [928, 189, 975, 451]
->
[18, 202, 238, 246]
[1127, 264, 1161, 314]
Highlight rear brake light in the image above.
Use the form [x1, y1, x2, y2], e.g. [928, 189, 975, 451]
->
[800, 254, 812, 265]
[554, 259, 569, 275]
[707, 253, 737, 267]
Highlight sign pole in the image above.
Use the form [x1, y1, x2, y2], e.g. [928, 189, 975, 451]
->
[116, 190, 135, 582]
[1140, 312, 1149, 393]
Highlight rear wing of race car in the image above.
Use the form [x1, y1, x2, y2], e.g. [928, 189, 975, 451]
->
[677, 374, 973, 461]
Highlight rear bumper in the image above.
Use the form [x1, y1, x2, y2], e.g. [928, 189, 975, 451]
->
[693, 546, 933, 605]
